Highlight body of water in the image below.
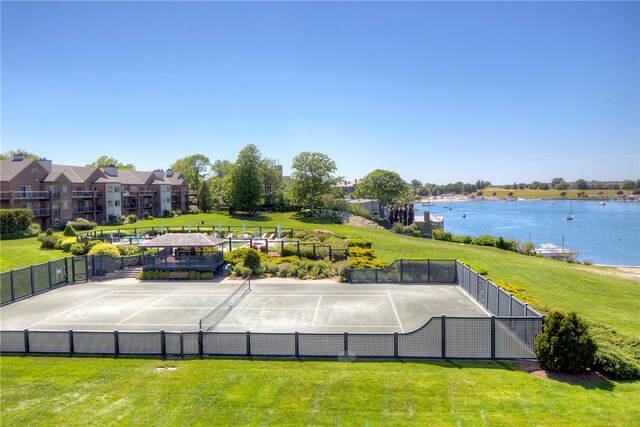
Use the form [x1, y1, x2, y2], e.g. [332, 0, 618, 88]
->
[415, 200, 640, 266]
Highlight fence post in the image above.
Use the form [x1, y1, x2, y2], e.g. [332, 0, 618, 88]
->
[375, 269, 378, 283]
[296, 241, 300, 257]
[114, 330, 120, 356]
[71, 257, 76, 283]
[394, 332, 399, 358]
[347, 268, 352, 284]
[427, 259, 431, 283]
[246, 331, 251, 356]
[10, 270, 15, 302]
[65, 257, 70, 283]
[23, 329, 30, 354]
[313, 243, 316, 259]
[295, 332, 299, 358]
[29, 265, 35, 295]
[69, 329, 75, 355]
[329, 246, 333, 261]
[198, 330, 204, 357]
[180, 332, 184, 359]
[161, 330, 166, 358]
[453, 260, 458, 284]
[490, 316, 496, 360]
[496, 287, 500, 315]
[85, 255, 90, 280]
[524, 304, 529, 317]
[441, 315, 446, 358]
[400, 259, 404, 283]
[48, 261, 53, 289]
[344, 332, 349, 356]
[475, 273, 479, 301]
[509, 295, 513, 316]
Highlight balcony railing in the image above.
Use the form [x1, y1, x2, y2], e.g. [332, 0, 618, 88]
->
[138, 190, 156, 196]
[72, 191, 101, 198]
[14, 191, 52, 200]
[32, 208, 51, 217]
[122, 191, 138, 197]
[74, 205, 103, 213]
[123, 203, 138, 209]
[139, 203, 154, 209]
[0, 192, 10, 200]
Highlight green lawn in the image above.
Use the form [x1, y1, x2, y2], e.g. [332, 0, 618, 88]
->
[1, 356, 638, 426]
[1, 211, 638, 337]
[481, 187, 626, 199]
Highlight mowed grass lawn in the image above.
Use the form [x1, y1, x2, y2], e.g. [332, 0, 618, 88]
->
[1, 211, 639, 337]
[2, 356, 639, 426]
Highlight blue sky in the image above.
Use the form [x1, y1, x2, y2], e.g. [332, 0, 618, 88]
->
[2, 1, 638, 184]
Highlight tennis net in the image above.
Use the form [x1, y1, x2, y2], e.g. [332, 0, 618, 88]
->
[199, 277, 251, 331]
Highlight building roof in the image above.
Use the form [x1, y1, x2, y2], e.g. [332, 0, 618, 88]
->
[413, 212, 444, 224]
[43, 165, 101, 184]
[0, 158, 38, 181]
[138, 233, 227, 248]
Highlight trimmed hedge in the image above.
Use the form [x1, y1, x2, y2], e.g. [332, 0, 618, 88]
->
[88, 243, 120, 258]
[0, 209, 33, 234]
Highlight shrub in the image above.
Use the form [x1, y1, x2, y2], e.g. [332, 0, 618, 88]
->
[432, 228, 453, 241]
[472, 235, 496, 247]
[172, 210, 182, 217]
[38, 233, 61, 249]
[46, 227, 54, 236]
[118, 245, 141, 256]
[67, 218, 97, 230]
[278, 263, 292, 277]
[163, 210, 171, 218]
[88, 243, 121, 258]
[232, 264, 252, 278]
[63, 225, 77, 237]
[142, 212, 151, 220]
[348, 246, 375, 260]
[244, 249, 261, 273]
[127, 215, 137, 224]
[70, 243, 88, 255]
[60, 237, 78, 252]
[589, 323, 640, 380]
[0, 208, 33, 234]
[334, 260, 350, 282]
[85, 239, 102, 250]
[451, 235, 472, 244]
[535, 310, 597, 374]
[308, 261, 331, 279]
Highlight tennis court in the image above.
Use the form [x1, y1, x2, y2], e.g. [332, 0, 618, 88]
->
[0, 279, 489, 333]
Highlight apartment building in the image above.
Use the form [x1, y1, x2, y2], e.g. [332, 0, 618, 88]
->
[0, 154, 189, 229]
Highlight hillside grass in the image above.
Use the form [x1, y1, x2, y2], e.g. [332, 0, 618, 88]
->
[1, 356, 639, 426]
[480, 187, 628, 199]
[1, 211, 638, 337]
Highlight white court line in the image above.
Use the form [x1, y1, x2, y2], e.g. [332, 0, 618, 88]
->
[27, 291, 117, 329]
[117, 294, 172, 325]
[218, 323, 401, 328]
[457, 287, 493, 317]
[230, 308, 317, 311]
[246, 294, 389, 297]
[387, 291, 405, 333]
[38, 322, 197, 327]
[311, 296, 322, 326]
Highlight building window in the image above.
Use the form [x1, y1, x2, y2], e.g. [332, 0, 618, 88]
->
[62, 201, 69, 209]
[49, 185, 56, 193]
[62, 185, 68, 194]
[32, 168, 39, 174]
[115, 200, 120, 207]
[115, 185, 120, 193]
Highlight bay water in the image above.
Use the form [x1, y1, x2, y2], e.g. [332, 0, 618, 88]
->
[415, 200, 640, 266]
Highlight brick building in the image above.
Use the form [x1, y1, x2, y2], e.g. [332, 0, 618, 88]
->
[0, 154, 189, 229]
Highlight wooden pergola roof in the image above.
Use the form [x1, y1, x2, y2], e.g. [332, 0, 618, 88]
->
[138, 233, 227, 248]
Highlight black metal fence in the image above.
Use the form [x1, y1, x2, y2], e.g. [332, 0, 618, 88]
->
[1, 255, 144, 306]
[348, 259, 458, 284]
[77, 225, 296, 241]
[0, 314, 541, 359]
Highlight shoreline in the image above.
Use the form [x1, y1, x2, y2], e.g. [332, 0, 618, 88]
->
[416, 196, 639, 204]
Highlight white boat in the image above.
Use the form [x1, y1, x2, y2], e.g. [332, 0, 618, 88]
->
[536, 238, 576, 260]
[566, 201, 574, 220]
[599, 202, 606, 206]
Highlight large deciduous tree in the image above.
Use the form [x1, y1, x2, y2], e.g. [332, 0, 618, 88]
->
[0, 149, 40, 160]
[86, 155, 135, 171]
[197, 179, 213, 213]
[170, 154, 210, 191]
[260, 157, 283, 209]
[354, 169, 409, 218]
[290, 152, 338, 211]
[228, 144, 262, 213]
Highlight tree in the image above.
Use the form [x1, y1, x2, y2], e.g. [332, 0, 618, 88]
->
[0, 149, 40, 160]
[529, 181, 541, 190]
[354, 169, 409, 218]
[290, 152, 338, 211]
[170, 154, 210, 191]
[575, 179, 588, 190]
[551, 177, 568, 190]
[86, 155, 135, 171]
[621, 180, 636, 190]
[228, 145, 262, 213]
[410, 179, 423, 190]
[209, 176, 228, 209]
[197, 179, 213, 213]
[259, 157, 283, 209]
[539, 183, 550, 190]
[212, 159, 233, 178]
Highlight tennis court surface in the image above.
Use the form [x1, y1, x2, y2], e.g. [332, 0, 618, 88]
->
[0, 279, 489, 333]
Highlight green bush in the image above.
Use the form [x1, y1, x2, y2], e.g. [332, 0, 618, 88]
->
[589, 323, 640, 380]
[535, 310, 597, 374]
[244, 249, 261, 273]
[86, 240, 102, 250]
[67, 218, 97, 230]
[142, 212, 151, 220]
[127, 215, 137, 224]
[348, 247, 375, 260]
[472, 235, 496, 247]
[38, 233, 61, 249]
[63, 224, 76, 237]
[0, 209, 33, 234]
[70, 243, 88, 255]
[46, 228, 54, 236]
[334, 260, 350, 282]
[232, 264, 252, 278]
[432, 228, 453, 241]
[451, 235, 472, 244]
[88, 243, 121, 258]
[278, 263, 292, 277]
[118, 245, 141, 256]
[348, 239, 372, 249]
[60, 237, 78, 252]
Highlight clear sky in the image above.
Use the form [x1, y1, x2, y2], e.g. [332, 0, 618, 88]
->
[2, 1, 638, 185]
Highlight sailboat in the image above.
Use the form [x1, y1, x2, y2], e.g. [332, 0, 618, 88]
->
[566, 201, 574, 221]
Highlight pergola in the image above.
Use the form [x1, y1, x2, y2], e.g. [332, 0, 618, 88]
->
[138, 233, 228, 272]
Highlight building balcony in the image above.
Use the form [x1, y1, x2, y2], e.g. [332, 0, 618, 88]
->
[32, 208, 51, 217]
[0, 192, 10, 200]
[139, 202, 154, 209]
[123, 203, 138, 209]
[74, 205, 103, 213]
[122, 191, 138, 197]
[72, 191, 102, 198]
[138, 190, 156, 196]
[14, 191, 52, 200]
[171, 199, 180, 205]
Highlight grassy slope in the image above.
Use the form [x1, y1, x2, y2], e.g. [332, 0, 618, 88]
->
[1, 212, 638, 336]
[1, 357, 638, 427]
[481, 187, 626, 199]
[0, 236, 71, 270]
